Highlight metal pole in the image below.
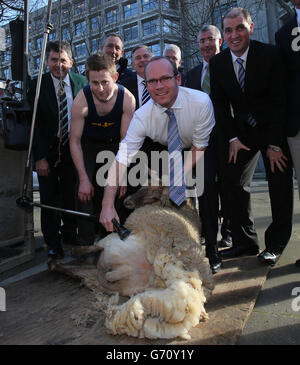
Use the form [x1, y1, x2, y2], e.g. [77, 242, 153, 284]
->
[22, 0, 53, 198]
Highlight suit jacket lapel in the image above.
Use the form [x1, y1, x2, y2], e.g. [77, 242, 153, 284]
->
[223, 49, 242, 94]
[45, 72, 58, 117]
[244, 41, 258, 94]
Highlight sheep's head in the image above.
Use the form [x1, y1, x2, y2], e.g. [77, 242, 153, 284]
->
[124, 185, 169, 209]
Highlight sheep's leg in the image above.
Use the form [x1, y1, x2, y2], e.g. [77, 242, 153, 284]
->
[72, 245, 103, 256]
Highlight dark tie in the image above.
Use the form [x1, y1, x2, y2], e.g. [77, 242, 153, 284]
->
[141, 80, 150, 105]
[201, 64, 210, 94]
[166, 108, 186, 206]
[236, 58, 256, 127]
[58, 81, 69, 146]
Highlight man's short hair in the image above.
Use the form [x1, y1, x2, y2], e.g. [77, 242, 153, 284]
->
[144, 56, 179, 79]
[197, 25, 222, 43]
[85, 53, 117, 81]
[104, 33, 124, 48]
[46, 40, 73, 60]
[131, 45, 153, 59]
[223, 7, 252, 26]
[163, 44, 182, 61]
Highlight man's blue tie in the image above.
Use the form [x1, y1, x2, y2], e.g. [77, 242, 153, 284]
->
[142, 80, 151, 105]
[58, 81, 69, 146]
[166, 108, 186, 206]
[236, 58, 256, 127]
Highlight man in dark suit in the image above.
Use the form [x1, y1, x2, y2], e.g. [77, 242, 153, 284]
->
[103, 33, 134, 84]
[185, 25, 230, 274]
[121, 45, 153, 109]
[276, 0, 300, 267]
[210, 7, 294, 265]
[28, 41, 88, 259]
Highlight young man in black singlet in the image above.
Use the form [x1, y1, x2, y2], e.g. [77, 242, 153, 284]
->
[70, 53, 135, 245]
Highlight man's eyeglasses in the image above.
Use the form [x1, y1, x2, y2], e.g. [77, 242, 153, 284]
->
[146, 75, 176, 87]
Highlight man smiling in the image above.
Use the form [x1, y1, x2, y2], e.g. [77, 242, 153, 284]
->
[210, 7, 294, 264]
[70, 53, 135, 244]
[100, 56, 215, 236]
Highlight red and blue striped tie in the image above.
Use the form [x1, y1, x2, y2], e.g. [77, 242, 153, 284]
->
[166, 108, 186, 206]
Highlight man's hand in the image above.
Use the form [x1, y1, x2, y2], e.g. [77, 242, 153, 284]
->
[266, 147, 288, 173]
[229, 139, 250, 164]
[78, 179, 94, 203]
[100, 205, 119, 232]
[36, 158, 50, 176]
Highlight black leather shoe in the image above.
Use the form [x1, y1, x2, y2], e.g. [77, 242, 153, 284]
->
[295, 259, 300, 267]
[218, 237, 233, 248]
[210, 261, 222, 274]
[221, 245, 259, 258]
[48, 246, 64, 260]
[258, 250, 281, 266]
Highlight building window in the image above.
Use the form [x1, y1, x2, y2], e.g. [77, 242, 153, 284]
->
[76, 63, 85, 74]
[51, 12, 57, 25]
[48, 31, 57, 41]
[62, 27, 71, 40]
[163, 18, 179, 34]
[162, 0, 178, 10]
[91, 38, 101, 53]
[90, 0, 101, 8]
[124, 2, 138, 19]
[36, 36, 43, 49]
[149, 43, 160, 56]
[35, 18, 42, 30]
[2, 52, 10, 62]
[74, 1, 85, 16]
[62, 7, 70, 22]
[75, 20, 86, 36]
[124, 50, 132, 67]
[106, 9, 118, 25]
[124, 24, 138, 41]
[3, 67, 10, 79]
[143, 19, 158, 37]
[142, 0, 158, 12]
[90, 16, 100, 32]
[75, 42, 86, 58]
[35, 57, 41, 69]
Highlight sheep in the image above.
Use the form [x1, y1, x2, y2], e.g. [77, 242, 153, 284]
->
[52, 183, 214, 339]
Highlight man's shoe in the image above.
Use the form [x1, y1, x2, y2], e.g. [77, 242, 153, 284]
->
[258, 249, 281, 266]
[295, 259, 300, 267]
[218, 237, 233, 248]
[210, 261, 222, 274]
[48, 246, 64, 260]
[221, 245, 259, 258]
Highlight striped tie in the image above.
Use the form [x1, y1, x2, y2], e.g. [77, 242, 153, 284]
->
[201, 64, 210, 94]
[58, 81, 69, 146]
[166, 108, 186, 206]
[236, 58, 256, 127]
[141, 80, 151, 105]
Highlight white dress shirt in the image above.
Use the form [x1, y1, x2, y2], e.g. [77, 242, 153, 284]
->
[51, 73, 73, 134]
[116, 86, 215, 166]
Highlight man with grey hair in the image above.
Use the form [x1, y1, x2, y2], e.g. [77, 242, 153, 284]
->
[210, 7, 293, 265]
[184, 24, 228, 274]
[163, 44, 185, 84]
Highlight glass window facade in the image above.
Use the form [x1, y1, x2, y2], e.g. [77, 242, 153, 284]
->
[75, 21, 86, 36]
[75, 42, 86, 57]
[106, 9, 118, 24]
[124, 2, 138, 19]
[124, 24, 138, 41]
[143, 19, 158, 37]
[142, 0, 158, 12]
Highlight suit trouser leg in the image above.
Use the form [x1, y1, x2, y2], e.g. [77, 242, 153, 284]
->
[261, 144, 294, 253]
[198, 131, 220, 264]
[226, 149, 260, 249]
[38, 169, 62, 250]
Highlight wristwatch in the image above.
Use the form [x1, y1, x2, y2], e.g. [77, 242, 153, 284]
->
[268, 145, 281, 152]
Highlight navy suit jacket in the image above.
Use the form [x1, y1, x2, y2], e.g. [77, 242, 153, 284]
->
[275, 14, 300, 137]
[210, 40, 287, 147]
[121, 73, 140, 110]
[184, 63, 204, 91]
